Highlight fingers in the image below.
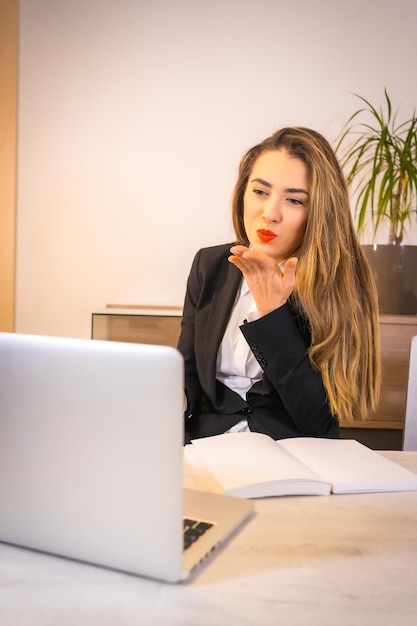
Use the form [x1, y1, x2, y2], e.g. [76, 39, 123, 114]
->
[229, 246, 275, 272]
[283, 256, 298, 277]
[227, 254, 246, 273]
[228, 250, 298, 292]
[281, 257, 298, 293]
[228, 250, 299, 315]
[228, 246, 257, 275]
[229, 245, 249, 257]
[229, 246, 299, 277]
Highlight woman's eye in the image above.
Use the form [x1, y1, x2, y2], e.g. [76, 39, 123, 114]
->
[288, 197, 304, 206]
[253, 188, 268, 196]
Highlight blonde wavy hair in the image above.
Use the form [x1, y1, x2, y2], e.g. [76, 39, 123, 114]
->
[232, 127, 381, 421]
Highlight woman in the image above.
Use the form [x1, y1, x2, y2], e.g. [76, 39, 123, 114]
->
[178, 127, 381, 443]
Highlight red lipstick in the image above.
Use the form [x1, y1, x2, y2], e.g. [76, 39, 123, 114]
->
[257, 229, 277, 243]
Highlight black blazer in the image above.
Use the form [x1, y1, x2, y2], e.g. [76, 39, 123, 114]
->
[178, 243, 339, 441]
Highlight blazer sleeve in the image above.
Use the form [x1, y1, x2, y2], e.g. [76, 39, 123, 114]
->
[240, 303, 338, 435]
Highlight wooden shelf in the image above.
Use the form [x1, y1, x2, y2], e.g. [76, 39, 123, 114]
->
[92, 310, 417, 434]
[92, 310, 182, 349]
[374, 314, 417, 430]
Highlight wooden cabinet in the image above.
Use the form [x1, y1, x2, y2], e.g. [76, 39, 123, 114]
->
[92, 308, 417, 448]
[91, 306, 182, 349]
[339, 315, 417, 449]
[338, 314, 417, 429]
[372, 315, 417, 426]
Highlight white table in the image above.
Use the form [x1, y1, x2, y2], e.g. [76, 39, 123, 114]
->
[1, 451, 417, 626]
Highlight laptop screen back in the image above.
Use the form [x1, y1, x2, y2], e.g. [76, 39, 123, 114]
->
[0, 332, 185, 582]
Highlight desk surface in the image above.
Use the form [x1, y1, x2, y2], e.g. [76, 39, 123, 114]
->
[1, 451, 417, 626]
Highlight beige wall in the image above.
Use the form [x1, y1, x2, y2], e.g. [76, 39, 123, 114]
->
[0, 0, 17, 331]
[16, 0, 417, 339]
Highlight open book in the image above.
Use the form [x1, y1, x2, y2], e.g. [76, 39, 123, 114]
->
[184, 432, 417, 498]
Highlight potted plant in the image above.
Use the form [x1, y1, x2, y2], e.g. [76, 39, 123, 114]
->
[336, 89, 417, 314]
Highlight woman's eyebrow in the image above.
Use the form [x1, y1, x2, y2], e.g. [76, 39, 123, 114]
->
[287, 187, 309, 197]
[250, 177, 272, 188]
[250, 178, 309, 196]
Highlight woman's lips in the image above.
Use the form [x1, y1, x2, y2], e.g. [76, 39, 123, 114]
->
[257, 229, 277, 243]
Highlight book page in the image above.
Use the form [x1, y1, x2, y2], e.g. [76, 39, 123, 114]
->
[280, 438, 417, 493]
[183, 445, 224, 494]
[189, 432, 330, 496]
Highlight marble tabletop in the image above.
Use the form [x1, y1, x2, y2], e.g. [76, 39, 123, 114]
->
[1, 451, 417, 626]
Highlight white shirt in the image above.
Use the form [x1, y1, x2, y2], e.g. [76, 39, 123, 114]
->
[216, 279, 263, 400]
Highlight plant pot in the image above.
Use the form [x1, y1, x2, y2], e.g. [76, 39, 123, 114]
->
[362, 244, 417, 315]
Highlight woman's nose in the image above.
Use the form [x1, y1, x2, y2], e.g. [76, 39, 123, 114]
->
[262, 198, 282, 223]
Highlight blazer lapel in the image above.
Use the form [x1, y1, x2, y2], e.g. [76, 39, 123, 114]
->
[203, 258, 242, 399]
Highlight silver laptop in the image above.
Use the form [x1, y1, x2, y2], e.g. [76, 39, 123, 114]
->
[0, 332, 254, 582]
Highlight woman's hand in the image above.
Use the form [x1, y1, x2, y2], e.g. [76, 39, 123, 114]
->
[228, 245, 298, 317]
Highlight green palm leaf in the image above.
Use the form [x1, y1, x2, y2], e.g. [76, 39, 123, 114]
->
[336, 90, 417, 244]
